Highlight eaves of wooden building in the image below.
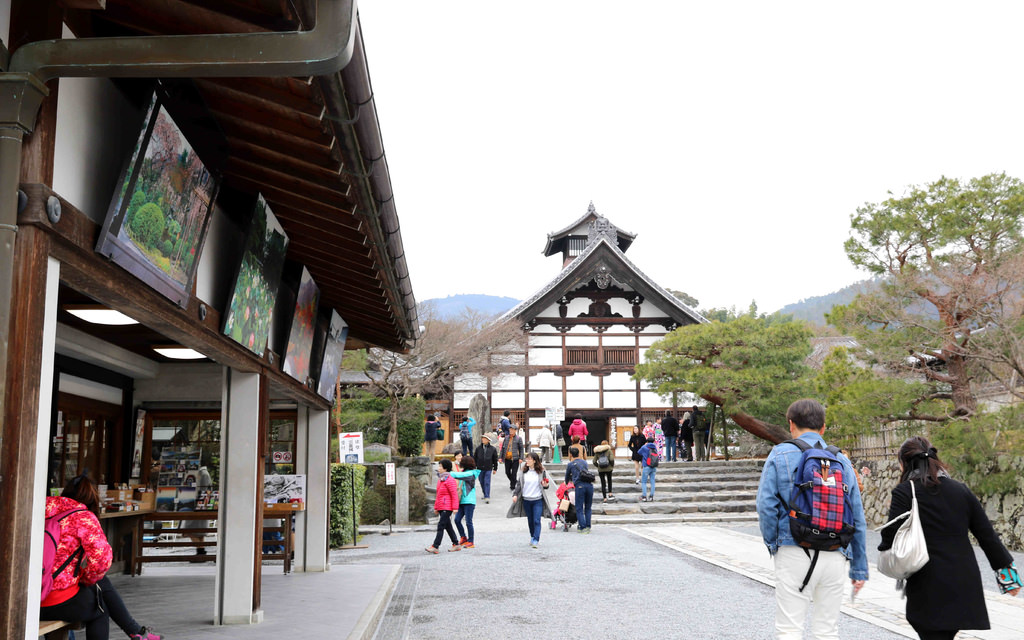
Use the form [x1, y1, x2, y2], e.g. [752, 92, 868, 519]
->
[0, 1, 416, 636]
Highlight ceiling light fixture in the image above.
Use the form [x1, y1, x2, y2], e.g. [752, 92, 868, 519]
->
[65, 305, 139, 326]
[153, 346, 207, 360]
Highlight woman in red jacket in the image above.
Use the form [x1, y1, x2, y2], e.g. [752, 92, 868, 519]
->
[41, 475, 162, 640]
[40, 475, 113, 639]
[425, 459, 461, 553]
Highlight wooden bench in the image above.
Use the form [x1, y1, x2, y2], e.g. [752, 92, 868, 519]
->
[38, 620, 75, 639]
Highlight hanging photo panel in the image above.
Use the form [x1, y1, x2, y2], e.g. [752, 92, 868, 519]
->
[282, 267, 320, 383]
[317, 310, 349, 402]
[222, 194, 289, 356]
[96, 90, 218, 308]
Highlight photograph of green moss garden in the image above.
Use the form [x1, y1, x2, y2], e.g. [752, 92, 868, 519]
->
[97, 92, 217, 308]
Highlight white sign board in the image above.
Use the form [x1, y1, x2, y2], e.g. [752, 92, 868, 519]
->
[385, 462, 396, 486]
[339, 431, 364, 464]
[545, 406, 565, 422]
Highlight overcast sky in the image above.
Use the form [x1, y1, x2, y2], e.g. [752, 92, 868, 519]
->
[357, 2, 1024, 314]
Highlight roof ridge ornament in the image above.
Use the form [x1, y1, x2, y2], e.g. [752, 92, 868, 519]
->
[587, 214, 617, 248]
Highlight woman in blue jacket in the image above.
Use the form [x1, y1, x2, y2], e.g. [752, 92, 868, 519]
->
[450, 456, 481, 549]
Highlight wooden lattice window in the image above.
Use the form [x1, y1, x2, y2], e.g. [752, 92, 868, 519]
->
[603, 348, 636, 365]
[492, 410, 527, 429]
[566, 347, 598, 365]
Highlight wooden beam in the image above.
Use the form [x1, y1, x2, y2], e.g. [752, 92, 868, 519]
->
[58, 0, 106, 9]
[0, 226, 51, 640]
[196, 77, 324, 119]
[17, 185, 332, 409]
[99, 0, 268, 36]
[197, 80, 329, 136]
[213, 110, 339, 166]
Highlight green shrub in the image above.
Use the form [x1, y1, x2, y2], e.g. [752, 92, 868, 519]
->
[334, 390, 425, 456]
[130, 202, 165, 248]
[160, 239, 174, 256]
[126, 190, 147, 225]
[329, 463, 365, 547]
[359, 487, 392, 525]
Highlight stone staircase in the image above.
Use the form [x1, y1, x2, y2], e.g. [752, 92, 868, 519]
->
[546, 459, 764, 525]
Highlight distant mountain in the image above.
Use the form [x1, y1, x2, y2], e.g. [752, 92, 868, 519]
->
[775, 280, 877, 326]
[422, 294, 519, 320]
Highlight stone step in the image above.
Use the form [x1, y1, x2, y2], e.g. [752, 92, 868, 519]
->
[588, 512, 760, 526]
[593, 477, 761, 491]
[592, 489, 754, 503]
[593, 499, 756, 516]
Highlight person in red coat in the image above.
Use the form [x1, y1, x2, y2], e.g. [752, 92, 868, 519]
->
[567, 414, 589, 455]
[879, 436, 1021, 639]
[426, 458, 461, 553]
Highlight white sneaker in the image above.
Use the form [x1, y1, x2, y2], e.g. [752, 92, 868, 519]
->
[635, 479, 640, 484]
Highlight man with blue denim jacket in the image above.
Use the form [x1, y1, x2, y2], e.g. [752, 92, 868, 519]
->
[756, 398, 868, 640]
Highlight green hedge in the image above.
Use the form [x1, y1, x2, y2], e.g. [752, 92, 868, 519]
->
[329, 463, 365, 547]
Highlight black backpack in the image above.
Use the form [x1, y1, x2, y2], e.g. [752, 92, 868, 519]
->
[596, 452, 611, 469]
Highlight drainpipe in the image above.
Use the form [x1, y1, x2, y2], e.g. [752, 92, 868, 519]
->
[0, 72, 48, 434]
[0, 0, 355, 434]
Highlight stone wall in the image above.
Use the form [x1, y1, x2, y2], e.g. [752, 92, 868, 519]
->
[849, 454, 1024, 551]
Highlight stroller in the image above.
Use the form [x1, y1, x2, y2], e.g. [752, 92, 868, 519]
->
[550, 482, 578, 531]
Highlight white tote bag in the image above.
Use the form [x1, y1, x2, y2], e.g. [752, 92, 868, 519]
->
[875, 481, 929, 580]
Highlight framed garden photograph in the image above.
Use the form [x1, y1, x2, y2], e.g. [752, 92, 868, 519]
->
[96, 89, 218, 308]
[282, 266, 320, 383]
[316, 310, 349, 402]
[222, 193, 290, 356]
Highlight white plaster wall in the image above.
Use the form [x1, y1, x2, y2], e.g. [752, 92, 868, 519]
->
[566, 391, 599, 407]
[603, 391, 637, 408]
[453, 392, 475, 409]
[617, 416, 638, 426]
[530, 372, 561, 390]
[528, 348, 562, 366]
[604, 372, 635, 389]
[53, 74, 143, 224]
[134, 363, 224, 404]
[492, 353, 525, 366]
[608, 298, 634, 315]
[529, 335, 561, 347]
[565, 373, 597, 390]
[602, 335, 635, 346]
[568, 325, 591, 334]
[493, 373, 524, 390]
[534, 301, 560, 317]
[640, 391, 671, 406]
[565, 335, 598, 346]
[491, 391, 524, 408]
[563, 298, 591, 316]
[639, 335, 666, 346]
[59, 374, 122, 405]
[528, 417, 548, 427]
[533, 324, 557, 333]
[455, 373, 487, 388]
[639, 348, 649, 363]
[195, 202, 236, 308]
[528, 391, 563, 407]
[638, 300, 667, 316]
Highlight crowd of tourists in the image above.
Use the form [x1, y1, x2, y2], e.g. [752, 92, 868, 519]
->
[424, 401, 1023, 639]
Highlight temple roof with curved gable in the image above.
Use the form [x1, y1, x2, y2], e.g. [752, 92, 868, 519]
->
[542, 202, 637, 257]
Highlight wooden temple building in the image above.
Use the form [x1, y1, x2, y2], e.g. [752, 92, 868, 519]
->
[0, 1, 417, 637]
[452, 203, 706, 454]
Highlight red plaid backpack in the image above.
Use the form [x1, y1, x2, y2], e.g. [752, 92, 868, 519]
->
[785, 439, 856, 591]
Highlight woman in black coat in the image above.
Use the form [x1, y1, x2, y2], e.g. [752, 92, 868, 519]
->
[879, 436, 1021, 640]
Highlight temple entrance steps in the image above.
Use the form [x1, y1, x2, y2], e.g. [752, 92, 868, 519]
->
[544, 459, 764, 525]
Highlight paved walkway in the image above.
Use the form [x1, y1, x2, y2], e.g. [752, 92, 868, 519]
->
[106, 471, 1024, 640]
